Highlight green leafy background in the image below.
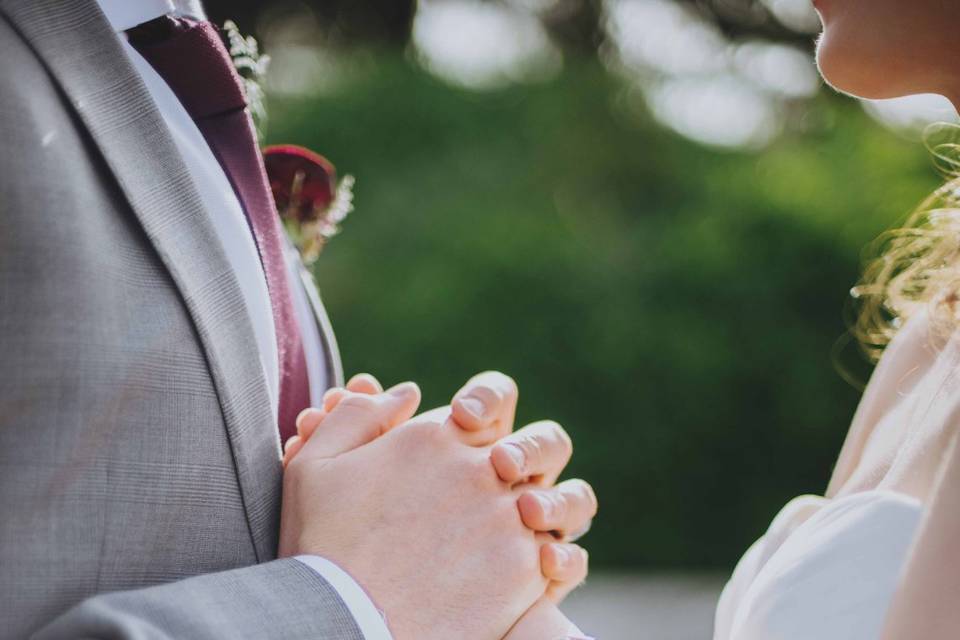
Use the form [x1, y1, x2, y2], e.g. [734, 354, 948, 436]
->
[267, 59, 938, 570]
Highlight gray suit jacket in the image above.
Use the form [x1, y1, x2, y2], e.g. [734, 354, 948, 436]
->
[0, 1, 361, 637]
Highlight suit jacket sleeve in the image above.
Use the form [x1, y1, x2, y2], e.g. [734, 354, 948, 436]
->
[32, 559, 365, 640]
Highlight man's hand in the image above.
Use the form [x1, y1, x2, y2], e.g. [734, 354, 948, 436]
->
[286, 372, 596, 603]
[504, 597, 587, 640]
[279, 381, 548, 639]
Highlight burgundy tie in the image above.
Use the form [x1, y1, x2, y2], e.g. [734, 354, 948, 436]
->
[128, 17, 311, 444]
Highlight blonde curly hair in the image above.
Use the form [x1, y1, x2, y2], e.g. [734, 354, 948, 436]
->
[851, 123, 960, 362]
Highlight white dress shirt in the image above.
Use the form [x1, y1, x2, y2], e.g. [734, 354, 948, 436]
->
[94, 1, 391, 637]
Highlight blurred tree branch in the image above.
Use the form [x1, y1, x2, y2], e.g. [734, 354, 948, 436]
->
[539, 0, 605, 57]
[675, 0, 816, 50]
[203, 0, 416, 49]
[201, 0, 815, 58]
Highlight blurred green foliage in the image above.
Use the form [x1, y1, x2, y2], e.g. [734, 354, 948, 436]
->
[267, 58, 939, 570]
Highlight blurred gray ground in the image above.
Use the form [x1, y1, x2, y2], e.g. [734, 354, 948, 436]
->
[560, 573, 726, 640]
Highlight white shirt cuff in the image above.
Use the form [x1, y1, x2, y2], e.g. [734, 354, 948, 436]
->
[294, 555, 393, 639]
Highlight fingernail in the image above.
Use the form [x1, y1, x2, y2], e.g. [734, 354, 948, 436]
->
[536, 492, 554, 518]
[388, 382, 417, 398]
[322, 386, 344, 400]
[553, 544, 570, 566]
[504, 443, 525, 474]
[458, 396, 486, 420]
[295, 408, 316, 428]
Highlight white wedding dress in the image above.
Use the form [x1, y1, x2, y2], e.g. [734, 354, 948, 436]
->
[711, 302, 960, 640]
[713, 490, 921, 640]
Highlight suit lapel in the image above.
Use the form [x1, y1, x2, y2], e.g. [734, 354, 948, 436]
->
[298, 264, 345, 388]
[0, 0, 282, 562]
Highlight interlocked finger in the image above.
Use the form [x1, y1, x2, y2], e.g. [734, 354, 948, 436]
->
[542, 543, 589, 603]
[517, 479, 597, 538]
[449, 371, 518, 446]
[490, 420, 573, 485]
[299, 382, 421, 459]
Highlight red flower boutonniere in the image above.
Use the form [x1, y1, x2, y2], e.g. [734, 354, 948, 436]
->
[263, 145, 355, 265]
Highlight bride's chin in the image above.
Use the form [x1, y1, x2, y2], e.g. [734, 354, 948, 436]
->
[815, 33, 911, 101]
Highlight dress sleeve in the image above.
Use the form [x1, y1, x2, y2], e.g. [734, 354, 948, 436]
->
[723, 492, 920, 640]
[713, 495, 827, 640]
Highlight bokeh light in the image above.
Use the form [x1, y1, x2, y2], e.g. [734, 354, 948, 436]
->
[412, 0, 562, 90]
[760, 0, 821, 33]
[647, 74, 780, 148]
[604, 0, 727, 77]
[861, 94, 960, 136]
[602, 0, 819, 149]
[733, 41, 820, 99]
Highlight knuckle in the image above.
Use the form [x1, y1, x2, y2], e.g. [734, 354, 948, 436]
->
[401, 418, 442, 446]
[516, 432, 545, 469]
[515, 491, 534, 521]
[284, 455, 326, 483]
[337, 393, 379, 414]
[469, 453, 501, 488]
[492, 371, 518, 400]
[468, 386, 501, 411]
[575, 546, 589, 578]
[490, 442, 520, 477]
[580, 482, 599, 514]
[496, 495, 522, 528]
[543, 420, 573, 458]
[284, 454, 307, 479]
[548, 490, 568, 521]
[554, 546, 588, 584]
[474, 371, 517, 402]
[337, 394, 393, 434]
[410, 406, 449, 428]
[565, 479, 598, 515]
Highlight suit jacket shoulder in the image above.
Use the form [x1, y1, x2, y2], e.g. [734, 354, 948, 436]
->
[0, 4, 358, 638]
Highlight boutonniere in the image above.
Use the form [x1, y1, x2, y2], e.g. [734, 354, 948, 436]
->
[223, 20, 270, 142]
[263, 145, 355, 265]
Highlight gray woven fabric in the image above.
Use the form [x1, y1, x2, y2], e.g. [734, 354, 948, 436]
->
[33, 560, 363, 640]
[0, 0, 357, 637]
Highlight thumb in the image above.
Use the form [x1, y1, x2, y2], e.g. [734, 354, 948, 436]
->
[299, 382, 421, 460]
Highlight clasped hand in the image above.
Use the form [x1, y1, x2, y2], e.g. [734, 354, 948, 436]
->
[278, 372, 596, 639]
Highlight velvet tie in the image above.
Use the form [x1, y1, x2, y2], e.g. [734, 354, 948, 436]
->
[128, 17, 310, 444]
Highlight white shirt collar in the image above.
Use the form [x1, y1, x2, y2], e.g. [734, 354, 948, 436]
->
[95, 0, 206, 32]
